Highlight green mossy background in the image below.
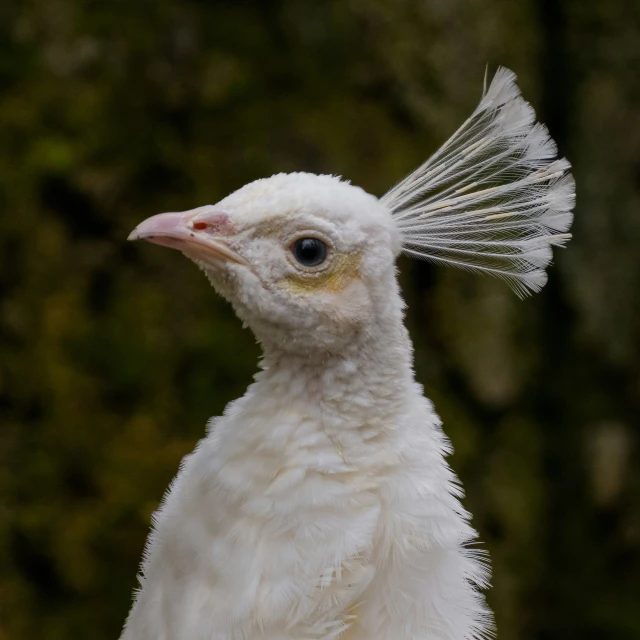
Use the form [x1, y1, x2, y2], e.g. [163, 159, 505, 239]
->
[1, 1, 638, 638]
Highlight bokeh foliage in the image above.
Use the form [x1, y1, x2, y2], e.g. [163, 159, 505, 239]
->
[0, 1, 639, 638]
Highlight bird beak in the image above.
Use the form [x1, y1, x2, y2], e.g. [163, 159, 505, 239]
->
[128, 207, 250, 267]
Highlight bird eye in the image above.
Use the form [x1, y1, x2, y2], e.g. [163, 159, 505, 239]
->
[291, 237, 328, 267]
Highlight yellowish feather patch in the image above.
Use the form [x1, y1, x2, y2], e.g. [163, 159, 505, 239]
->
[339, 603, 360, 640]
[283, 252, 362, 295]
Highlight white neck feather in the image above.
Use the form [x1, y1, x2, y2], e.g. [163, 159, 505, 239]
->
[216, 281, 417, 475]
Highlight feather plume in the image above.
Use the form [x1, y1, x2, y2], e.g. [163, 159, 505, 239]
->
[383, 67, 575, 297]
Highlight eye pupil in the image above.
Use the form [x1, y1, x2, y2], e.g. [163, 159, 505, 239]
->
[292, 237, 328, 267]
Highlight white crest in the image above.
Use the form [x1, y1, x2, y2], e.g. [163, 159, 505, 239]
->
[382, 67, 575, 297]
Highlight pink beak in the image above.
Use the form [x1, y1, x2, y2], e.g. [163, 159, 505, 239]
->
[128, 207, 249, 267]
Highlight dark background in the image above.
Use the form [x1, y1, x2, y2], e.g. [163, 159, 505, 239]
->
[1, 1, 639, 638]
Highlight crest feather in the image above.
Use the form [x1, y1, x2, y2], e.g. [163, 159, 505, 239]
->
[383, 67, 575, 297]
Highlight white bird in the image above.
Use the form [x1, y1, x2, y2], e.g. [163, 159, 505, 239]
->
[122, 68, 574, 640]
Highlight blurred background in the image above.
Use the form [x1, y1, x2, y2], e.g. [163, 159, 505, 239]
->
[0, 0, 639, 638]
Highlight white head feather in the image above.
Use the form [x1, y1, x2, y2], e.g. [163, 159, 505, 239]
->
[382, 66, 575, 297]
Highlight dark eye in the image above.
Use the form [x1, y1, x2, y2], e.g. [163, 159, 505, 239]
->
[291, 237, 328, 267]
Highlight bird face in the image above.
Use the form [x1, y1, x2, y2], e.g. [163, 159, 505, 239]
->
[129, 173, 401, 352]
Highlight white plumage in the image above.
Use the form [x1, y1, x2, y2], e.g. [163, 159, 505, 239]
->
[385, 67, 574, 297]
[122, 68, 574, 640]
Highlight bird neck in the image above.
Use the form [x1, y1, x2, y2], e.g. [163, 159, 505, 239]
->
[247, 296, 418, 456]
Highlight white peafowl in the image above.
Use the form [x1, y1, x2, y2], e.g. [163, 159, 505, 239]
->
[122, 68, 575, 640]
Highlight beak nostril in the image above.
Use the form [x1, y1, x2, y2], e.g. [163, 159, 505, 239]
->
[192, 221, 209, 231]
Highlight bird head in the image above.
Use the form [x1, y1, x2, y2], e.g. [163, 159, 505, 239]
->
[130, 69, 576, 354]
[129, 173, 402, 353]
